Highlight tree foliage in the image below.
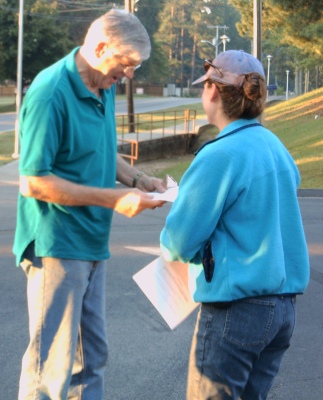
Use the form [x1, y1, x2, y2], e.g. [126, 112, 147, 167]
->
[154, 0, 247, 89]
[133, 0, 169, 84]
[231, 0, 323, 90]
[0, 0, 321, 91]
[229, 0, 323, 57]
[0, 0, 73, 84]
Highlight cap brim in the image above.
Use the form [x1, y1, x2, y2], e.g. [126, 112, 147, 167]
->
[192, 74, 208, 85]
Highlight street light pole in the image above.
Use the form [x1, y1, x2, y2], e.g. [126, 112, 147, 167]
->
[220, 34, 230, 52]
[266, 55, 272, 86]
[286, 70, 290, 100]
[266, 54, 272, 100]
[200, 40, 216, 58]
[13, 0, 24, 159]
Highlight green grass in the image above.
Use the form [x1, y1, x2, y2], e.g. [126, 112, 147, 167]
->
[263, 88, 323, 188]
[0, 131, 16, 166]
[0, 103, 15, 113]
[0, 96, 15, 106]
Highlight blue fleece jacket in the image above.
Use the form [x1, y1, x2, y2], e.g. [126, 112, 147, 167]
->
[160, 119, 310, 303]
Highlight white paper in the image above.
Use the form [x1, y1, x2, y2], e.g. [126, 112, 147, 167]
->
[149, 186, 178, 203]
[133, 256, 199, 330]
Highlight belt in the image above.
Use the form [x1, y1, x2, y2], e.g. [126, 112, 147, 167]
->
[203, 294, 297, 310]
[203, 302, 233, 309]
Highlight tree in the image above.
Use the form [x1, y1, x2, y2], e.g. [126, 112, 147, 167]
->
[3, 0, 320, 93]
[0, 0, 73, 84]
[229, 0, 323, 58]
[134, 0, 169, 84]
[228, 0, 323, 91]
[0, 0, 18, 83]
[154, 0, 249, 89]
[269, 0, 323, 57]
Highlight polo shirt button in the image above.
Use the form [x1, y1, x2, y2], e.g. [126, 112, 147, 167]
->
[97, 103, 102, 107]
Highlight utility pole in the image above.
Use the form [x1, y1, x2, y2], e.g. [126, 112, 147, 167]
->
[180, 5, 185, 97]
[207, 25, 229, 58]
[125, 0, 135, 132]
[253, 0, 262, 62]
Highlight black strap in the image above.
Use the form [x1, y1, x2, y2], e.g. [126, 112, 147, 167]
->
[194, 123, 262, 156]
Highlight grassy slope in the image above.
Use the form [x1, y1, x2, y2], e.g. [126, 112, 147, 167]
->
[263, 88, 323, 188]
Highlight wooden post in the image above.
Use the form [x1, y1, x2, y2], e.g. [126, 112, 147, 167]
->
[125, 0, 135, 133]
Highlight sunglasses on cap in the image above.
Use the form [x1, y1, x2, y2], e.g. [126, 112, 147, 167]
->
[204, 59, 223, 78]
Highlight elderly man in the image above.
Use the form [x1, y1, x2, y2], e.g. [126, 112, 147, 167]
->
[14, 9, 164, 400]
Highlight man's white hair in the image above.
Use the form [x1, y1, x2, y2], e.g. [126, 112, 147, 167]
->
[84, 8, 151, 61]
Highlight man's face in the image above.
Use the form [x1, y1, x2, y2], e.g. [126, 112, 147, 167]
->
[95, 46, 141, 89]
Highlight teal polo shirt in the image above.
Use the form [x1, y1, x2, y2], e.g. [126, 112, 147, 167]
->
[13, 47, 117, 266]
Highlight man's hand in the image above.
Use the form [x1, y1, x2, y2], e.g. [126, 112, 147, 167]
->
[114, 189, 165, 218]
[135, 174, 166, 193]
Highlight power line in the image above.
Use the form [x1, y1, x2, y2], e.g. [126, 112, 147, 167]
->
[0, 5, 112, 20]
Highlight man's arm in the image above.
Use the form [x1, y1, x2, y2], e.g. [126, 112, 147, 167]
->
[20, 173, 164, 218]
[116, 154, 166, 193]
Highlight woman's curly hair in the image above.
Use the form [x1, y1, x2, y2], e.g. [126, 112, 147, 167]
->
[206, 73, 267, 119]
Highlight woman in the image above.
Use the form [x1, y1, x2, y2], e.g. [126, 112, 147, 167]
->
[160, 50, 309, 400]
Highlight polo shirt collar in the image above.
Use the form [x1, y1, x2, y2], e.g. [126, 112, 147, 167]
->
[66, 47, 110, 100]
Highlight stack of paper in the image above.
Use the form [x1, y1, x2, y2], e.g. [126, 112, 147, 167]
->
[149, 186, 178, 203]
[133, 256, 199, 330]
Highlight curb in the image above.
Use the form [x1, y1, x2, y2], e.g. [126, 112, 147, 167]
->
[297, 189, 323, 198]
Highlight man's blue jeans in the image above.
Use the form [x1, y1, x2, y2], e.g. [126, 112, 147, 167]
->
[187, 296, 297, 400]
[18, 243, 108, 400]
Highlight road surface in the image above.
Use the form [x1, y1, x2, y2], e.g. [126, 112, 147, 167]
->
[0, 165, 322, 399]
[0, 97, 201, 134]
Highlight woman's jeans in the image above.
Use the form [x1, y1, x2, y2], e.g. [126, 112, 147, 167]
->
[187, 295, 297, 400]
[18, 243, 108, 400]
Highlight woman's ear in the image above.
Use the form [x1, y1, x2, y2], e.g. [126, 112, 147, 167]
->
[210, 83, 219, 101]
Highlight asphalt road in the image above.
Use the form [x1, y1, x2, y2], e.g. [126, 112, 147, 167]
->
[0, 112, 15, 133]
[1, 95, 288, 134]
[0, 97, 201, 134]
[115, 97, 201, 115]
[0, 161, 322, 399]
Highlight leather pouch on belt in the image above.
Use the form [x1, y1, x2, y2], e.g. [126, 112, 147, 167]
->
[202, 241, 215, 283]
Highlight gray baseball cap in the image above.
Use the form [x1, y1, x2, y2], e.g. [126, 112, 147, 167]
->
[192, 50, 265, 86]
